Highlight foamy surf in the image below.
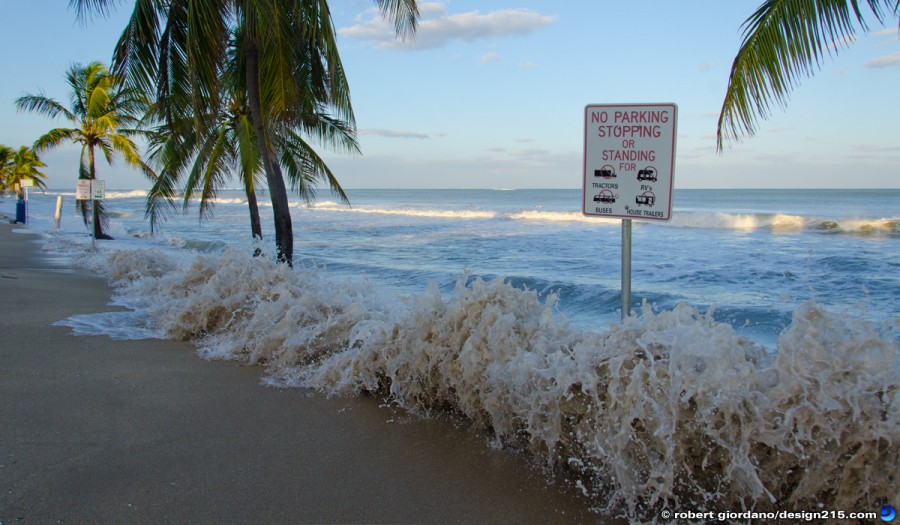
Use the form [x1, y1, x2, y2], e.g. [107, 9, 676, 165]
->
[309, 201, 497, 220]
[669, 212, 899, 236]
[70, 245, 898, 521]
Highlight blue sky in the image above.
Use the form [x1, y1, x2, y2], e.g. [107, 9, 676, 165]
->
[1, 1, 898, 189]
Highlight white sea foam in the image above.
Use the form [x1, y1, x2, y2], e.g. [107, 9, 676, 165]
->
[309, 202, 497, 220]
[54, 310, 164, 340]
[105, 189, 149, 199]
[668, 212, 899, 235]
[509, 210, 618, 224]
[75, 246, 899, 521]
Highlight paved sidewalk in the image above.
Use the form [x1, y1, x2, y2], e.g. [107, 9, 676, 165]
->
[0, 223, 602, 524]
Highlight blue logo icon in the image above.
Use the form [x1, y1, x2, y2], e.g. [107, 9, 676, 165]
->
[881, 505, 897, 522]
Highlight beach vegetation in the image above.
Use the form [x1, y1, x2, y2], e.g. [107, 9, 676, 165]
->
[15, 61, 155, 239]
[71, 0, 418, 265]
[143, 20, 360, 253]
[0, 145, 48, 198]
[718, 0, 900, 150]
[0, 145, 13, 196]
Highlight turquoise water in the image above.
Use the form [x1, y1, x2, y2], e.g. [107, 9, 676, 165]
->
[4, 188, 899, 346]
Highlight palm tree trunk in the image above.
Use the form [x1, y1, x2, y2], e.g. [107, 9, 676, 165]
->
[245, 186, 263, 256]
[246, 192, 262, 241]
[244, 32, 294, 266]
[88, 145, 103, 240]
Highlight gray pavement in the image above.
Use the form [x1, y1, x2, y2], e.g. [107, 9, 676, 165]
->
[0, 222, 605, 524]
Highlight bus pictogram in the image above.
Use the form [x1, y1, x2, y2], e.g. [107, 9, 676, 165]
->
[593, 189, 617, 204]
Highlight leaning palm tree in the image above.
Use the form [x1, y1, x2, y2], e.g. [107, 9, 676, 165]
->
[71, 0, 418, 265]
[3, 146, 49, 198]
[16, 61, 155, 239]
[145, 34, 360, 250]
[145, 94, 266, 239]
[717, 0, 900, 150]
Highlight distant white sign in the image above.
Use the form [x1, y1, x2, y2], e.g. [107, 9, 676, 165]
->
[20, 179, 34, 188]
[76, 180, 91, 200]
[91, 180, 106, 200]
[75, 179, 105, 200]
[583, 103, 677, 221]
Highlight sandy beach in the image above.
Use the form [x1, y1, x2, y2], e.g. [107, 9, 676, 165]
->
[0, 221, 600, 524]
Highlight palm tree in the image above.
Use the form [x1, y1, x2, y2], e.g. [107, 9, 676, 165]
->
[145, 94, 266, 239]
[145, 33, 360, 250]
[0, 146, 48, 198]
[0, 145, 13, 195]
[71, 0, 418, 265]
[717, 0, 900, 150]
[16, 61, 155, 239]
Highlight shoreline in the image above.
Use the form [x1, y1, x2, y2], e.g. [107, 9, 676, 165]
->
[0, 221, 601, 523]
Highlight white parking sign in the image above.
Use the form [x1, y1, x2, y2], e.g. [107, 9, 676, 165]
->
[91, 180, 105, 200]
[583, 103, 677, 221]
[76, 179, 105, 200]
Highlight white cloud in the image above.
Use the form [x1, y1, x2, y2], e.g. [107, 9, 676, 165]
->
[481, 51, 501, 62]
[864, 51, 900, 68]
[361, 128, 430, 139]
[339, 2, 557, 50]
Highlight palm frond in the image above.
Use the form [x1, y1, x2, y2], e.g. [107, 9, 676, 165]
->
[717, 0, 900, 150]
[111, 0, 162, 96]
[68, 0, 123, 22]
[184, 0, 230, 123]
[291, 111, 360, 155]
[145, 165, 180, 232]
[234, 113, 263, 187]
[280, 129, 349, 205]
[374, 0, 419, 40]
[34, 128, 81, 153]
[15, 94, 78, 123]
[196, 125, 233, 221]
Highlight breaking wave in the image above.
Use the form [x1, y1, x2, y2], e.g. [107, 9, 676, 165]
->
[75, 246, 899, 521]
[453, 208, 899, 236]
[308, 201, 497, 220]
[509, 210, 617, 224]
[669, 213, 898, 236]
[104, 189, 149, 199]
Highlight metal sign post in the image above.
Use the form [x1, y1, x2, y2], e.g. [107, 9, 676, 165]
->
[582, 103, 677, 320]
[21, 179, 33, 225]
[621, 219, 632, 318]
[54, 196, 64, 229]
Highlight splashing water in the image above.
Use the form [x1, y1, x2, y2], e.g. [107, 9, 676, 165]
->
[76, 246, 898, 520]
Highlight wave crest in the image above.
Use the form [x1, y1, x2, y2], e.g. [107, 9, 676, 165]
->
[83, 247, 899, 520]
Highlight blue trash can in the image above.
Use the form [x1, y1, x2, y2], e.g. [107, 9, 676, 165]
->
[15, 199, 26, 223]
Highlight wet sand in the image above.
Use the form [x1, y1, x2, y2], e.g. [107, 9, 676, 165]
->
[0, 221, 604, 524]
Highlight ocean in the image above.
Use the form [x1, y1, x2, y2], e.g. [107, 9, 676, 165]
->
[2, 187, 898, 519]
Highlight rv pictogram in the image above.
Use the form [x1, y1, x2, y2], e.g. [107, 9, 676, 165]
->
[594, 165, 617, 179]
[637, 166, 657, 182]
[593, 189, 617, 204]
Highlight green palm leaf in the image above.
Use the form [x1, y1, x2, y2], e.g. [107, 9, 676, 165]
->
[18, 61, 156, 238]
[718, 0, 900, 150]
[15, 94, 78, 123]
[73, 0, 420, 264]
